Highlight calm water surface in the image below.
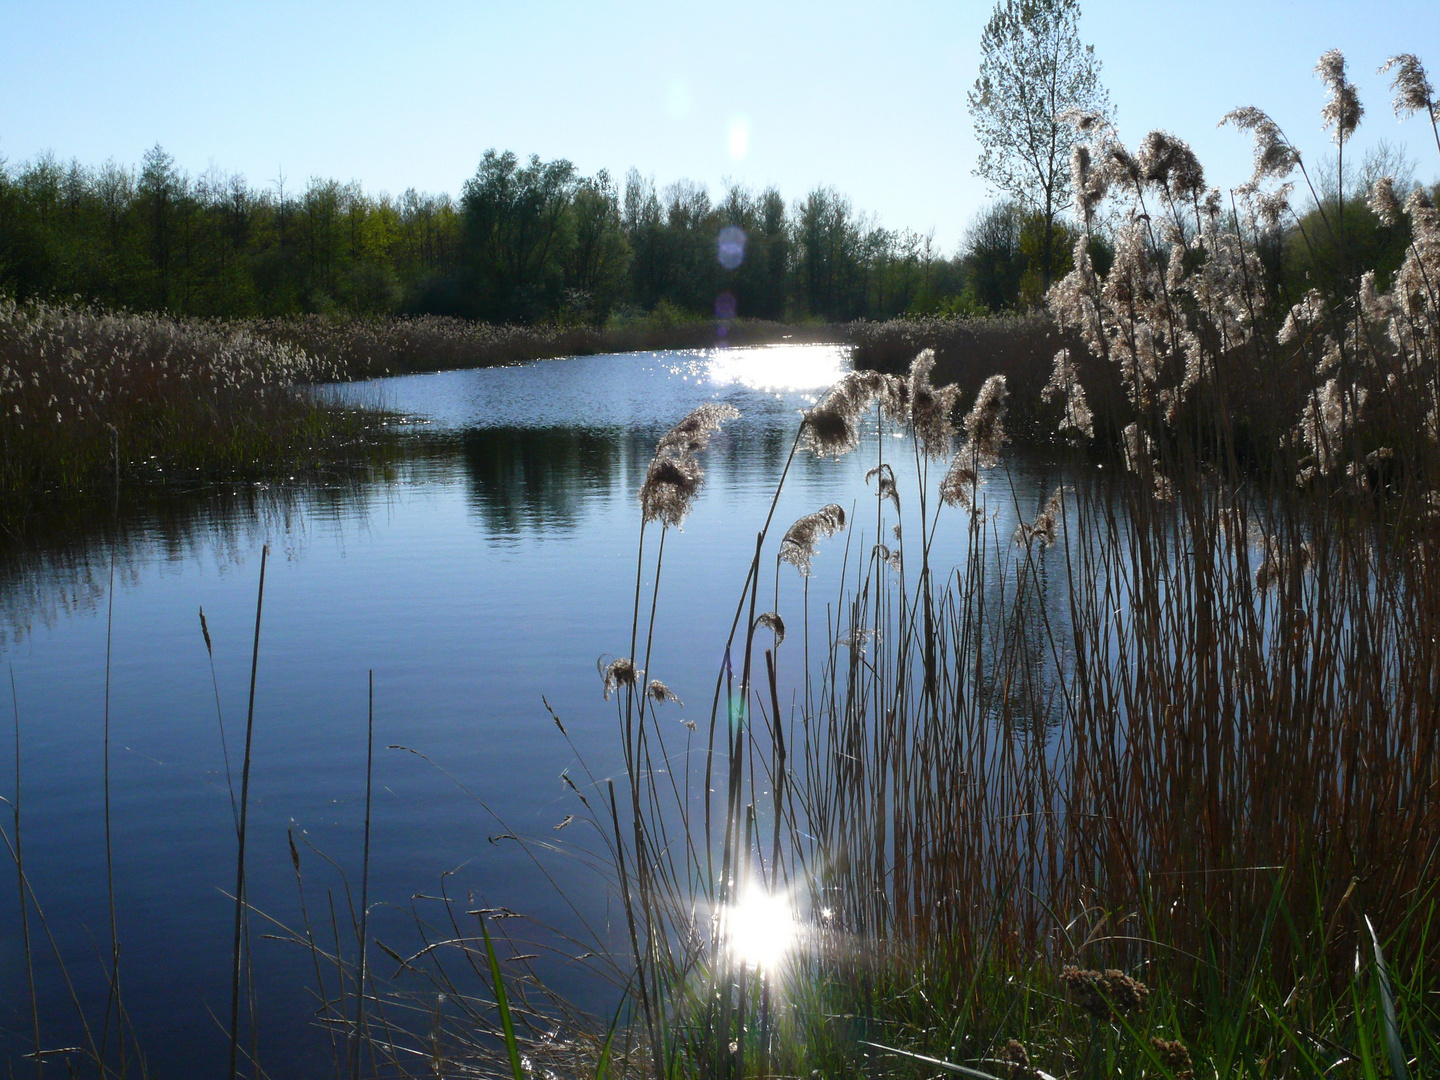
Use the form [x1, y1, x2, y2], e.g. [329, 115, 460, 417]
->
[0, 346, 1063, 1076]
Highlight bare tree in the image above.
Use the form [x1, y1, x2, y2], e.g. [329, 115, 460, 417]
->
[967, 0, 1110, 290]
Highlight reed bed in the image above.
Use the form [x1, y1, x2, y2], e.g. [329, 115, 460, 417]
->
[849, 313, 1101, 443]
[571, 51, 1440, 1079]
[0, 298, 373, 512]
[251, 314, 841, 380]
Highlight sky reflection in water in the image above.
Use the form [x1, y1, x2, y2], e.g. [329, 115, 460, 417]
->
[0, 344, 1066, 1077]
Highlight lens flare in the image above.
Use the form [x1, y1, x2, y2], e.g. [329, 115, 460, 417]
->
[717, 226, 746, 270]
[721, 888, 797, 970]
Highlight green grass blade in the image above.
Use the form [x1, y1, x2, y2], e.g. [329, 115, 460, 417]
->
[1365, 915, 1409, 1080]
[480, 915, 525, 1080]
[594, 978, 631, 1080]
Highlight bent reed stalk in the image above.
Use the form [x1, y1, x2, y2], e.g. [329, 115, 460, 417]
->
[589, 54, 1440, 1079]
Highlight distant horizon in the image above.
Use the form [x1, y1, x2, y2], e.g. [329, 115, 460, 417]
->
[3, 1, 1438, 252]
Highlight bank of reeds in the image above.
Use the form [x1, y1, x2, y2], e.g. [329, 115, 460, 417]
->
[850, 313, 1107, 443]
[0, 302, 839, 513]
[578, 51, 1440, 1079]
[252, 314, 841, 380]
[0, 298, 379, 514]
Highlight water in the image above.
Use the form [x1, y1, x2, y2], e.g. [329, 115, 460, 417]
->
[0, 345, 1064, 1076]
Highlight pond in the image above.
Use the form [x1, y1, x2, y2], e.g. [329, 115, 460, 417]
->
[0, 345, 1066, 1077]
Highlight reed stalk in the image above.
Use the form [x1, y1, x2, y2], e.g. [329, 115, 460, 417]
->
[228, 544, 268, 1080]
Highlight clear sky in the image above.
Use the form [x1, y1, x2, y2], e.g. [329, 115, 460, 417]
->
[2, 1, 1437, 251]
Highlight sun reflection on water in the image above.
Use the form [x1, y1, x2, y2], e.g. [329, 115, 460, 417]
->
[705, 343, 849, 394]
[721, 887, 799, 970]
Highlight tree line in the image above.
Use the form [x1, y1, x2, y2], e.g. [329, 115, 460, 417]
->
[5, 140, 1416, 327]
[0, 145, 985, 324]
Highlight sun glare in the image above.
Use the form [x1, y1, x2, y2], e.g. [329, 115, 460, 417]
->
[721, 889, 798, 970]
[727, 115, 751, 160]
[707, 343, 848, 393]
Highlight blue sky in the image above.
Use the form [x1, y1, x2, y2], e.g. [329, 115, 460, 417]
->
[2, 1, 1436, 249]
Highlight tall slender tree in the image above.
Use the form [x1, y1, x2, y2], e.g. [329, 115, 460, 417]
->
[967, 0, 1110, 292]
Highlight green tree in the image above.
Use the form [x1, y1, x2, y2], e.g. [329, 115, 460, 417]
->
[138, 144, 183, 308]
[967, 0, 1110, 294]
[793, 187, 865, 320]
[460, 151, 578, 321]
[565, 170, 630, 319]
[961, 201, 1024, 310]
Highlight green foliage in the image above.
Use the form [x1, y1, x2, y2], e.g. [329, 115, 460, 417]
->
[0, 145, 974, 329]
[953, 201, 1110, 312]
[1280, 189, 1423, 305]
[0, 148, 462, 319]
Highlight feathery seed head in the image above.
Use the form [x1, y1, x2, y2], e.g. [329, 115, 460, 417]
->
[646, 679, 683, 706]
[963, 374, 1008, 467]
[802, 369, 887, 458]
[1044, 348, 1095, 438]
[1139, 131, 1206, 200]
[639, 401, 739, 528]
[1253, 184, 1295, 231]
[1016, 487, 1062, 548]
[1369, 176, 1402, 226]
[908, 349, 959, 458]
[1122, 423, 1176, 500]
[1223, 107, 1300, 182]
[1380, 54, 1436, 119]
[599, 657, 640, 699]
[865, 463, 901, 511]
[780, 503, 847, 575]
[802, 394, 861, 457]
[1060, 108, 1108, 134]
[1071, 144, 1104, 221]
[1107, 143, 1142, 188]
[1316, 50, 1363, 143]
[939, 458, 979, 512]
[755, 611, 786, 646]
[654, 401, 740, 458]
[640, 454, 704, 529]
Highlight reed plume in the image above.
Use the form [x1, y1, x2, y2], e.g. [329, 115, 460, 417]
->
[646, 680, 682, 706]
[907, 349, 960, 459]
[1043, 348, 1094, 438]
[779, 504, 846, 575]
[865, 463, 901, 511]
[1014, 488, 1062, 548]
[599, 657, 640, 699]
[801, 369, 899, 458]
[939, 374, 1007, 513]
[1317, 49, 1363, 143]
[638, 402, 740, 528]
[1380, 54, 1436, 120]
[754, 612, 785, 646]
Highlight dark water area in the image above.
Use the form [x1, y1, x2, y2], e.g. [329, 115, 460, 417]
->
[0, 346, 1067, 1076]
